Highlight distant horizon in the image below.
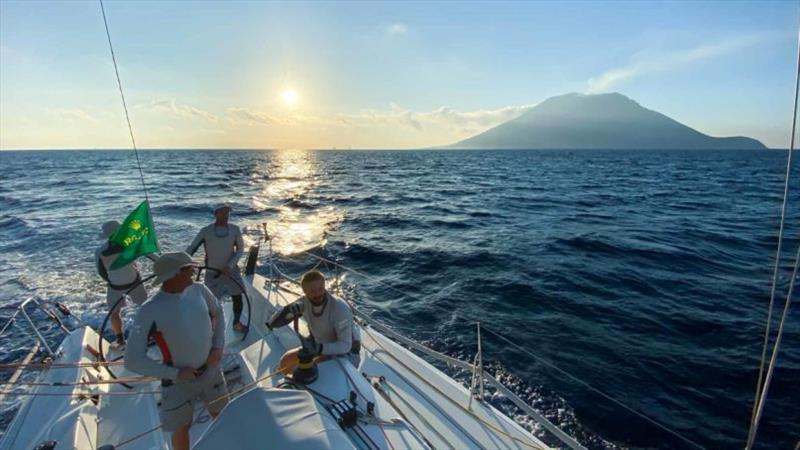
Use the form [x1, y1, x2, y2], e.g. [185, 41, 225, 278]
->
[0, 146, 784, 152]
[0, 90, 781, 151]
[1, 1, 797, 150]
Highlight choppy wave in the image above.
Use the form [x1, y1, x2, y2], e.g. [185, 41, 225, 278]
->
[0, 149, 798, 449]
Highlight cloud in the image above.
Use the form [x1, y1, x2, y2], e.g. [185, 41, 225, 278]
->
[385, 23, 408, 35]
[213, 102, 534, 146]
[332, 102, 534, 135]
[343, 103, 422, 130]
[45, 108, 99, 123]
[225, 107, 301, 126]
[226, 107, 276, 125]
[149, 99, 217, 121]
[420, 104, 535, 129]
[587, 32, 777, 93]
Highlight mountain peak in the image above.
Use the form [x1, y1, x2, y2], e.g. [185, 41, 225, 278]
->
[449, 93, 765, 150]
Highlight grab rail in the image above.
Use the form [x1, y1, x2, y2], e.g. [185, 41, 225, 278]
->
[356, 307, 586, 450]
[16, 298, 71, 357]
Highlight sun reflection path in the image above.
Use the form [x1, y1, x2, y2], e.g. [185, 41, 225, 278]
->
[250, 150, 342, 256]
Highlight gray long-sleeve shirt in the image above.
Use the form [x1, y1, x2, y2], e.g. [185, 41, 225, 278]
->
[186, 223, 244, 271]
[124, 283, 224, 380]
[96, 242, 139, 285]
[95, 242, 157, 286]
[286, 293, 359, 356]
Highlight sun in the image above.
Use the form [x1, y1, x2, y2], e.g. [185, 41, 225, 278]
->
[281, 89, 298, 106]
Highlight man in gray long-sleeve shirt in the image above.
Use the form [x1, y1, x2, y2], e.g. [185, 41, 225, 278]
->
[125, 252, 228, 450]
[268, 270, 361, 374]
[187, 203, 247, 332]
[95, 220, 151, 349]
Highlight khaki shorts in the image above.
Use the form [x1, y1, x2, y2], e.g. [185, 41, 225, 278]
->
[159, 367, 229, 432]
[204, 268, 243, 298]
[106, 283, 147, 312]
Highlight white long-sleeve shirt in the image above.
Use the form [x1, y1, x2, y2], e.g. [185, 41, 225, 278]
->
[124, 283, 224, 380]
[186, 223, 244, 271]
[286, 293, 359, 356]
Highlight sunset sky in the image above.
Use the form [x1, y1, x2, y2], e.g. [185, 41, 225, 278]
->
[1, 0, 797, 150]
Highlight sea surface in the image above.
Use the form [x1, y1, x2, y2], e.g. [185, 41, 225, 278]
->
[0, 149, 798, 449]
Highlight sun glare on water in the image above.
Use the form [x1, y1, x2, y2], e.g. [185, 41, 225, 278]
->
[281, 89, 299, 106]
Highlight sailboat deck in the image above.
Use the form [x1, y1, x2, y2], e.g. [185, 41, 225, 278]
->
[0, 274, 551, 450]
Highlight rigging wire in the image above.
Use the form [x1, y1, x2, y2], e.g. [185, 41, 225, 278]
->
[361, 325, 545, 450]
[0, 390, 161, 398]
[0, 361, 126, 370]
[747, 243, 800, 449]
[481, 325, 704, 450]
[745, 23, 800, 450]
[0, 376, 156, 387]
[367, 372, 451, 449]
[99, 0, 149, 202]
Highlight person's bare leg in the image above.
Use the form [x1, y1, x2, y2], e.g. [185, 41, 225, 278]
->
[110, 308, 123, 335]
[110, 308, 125, 346]
[171, 425, 190, 450]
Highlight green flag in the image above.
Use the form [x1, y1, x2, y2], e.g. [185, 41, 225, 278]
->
[109, 200, 159, 269]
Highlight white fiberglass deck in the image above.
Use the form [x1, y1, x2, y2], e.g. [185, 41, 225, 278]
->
[0, 274, 553, 450]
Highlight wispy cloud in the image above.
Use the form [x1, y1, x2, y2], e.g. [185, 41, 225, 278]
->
[328, 103, 534, 136]
[149, 99, 218, 121]
[218, 103, 532, 138]
[45, 108, 99, 123]
[226, 107, 279, 125]
[587, 32, 777, 93]
[341, 103, 422, 131]
[419, 104, 535, 132]
[385, 23, 408, 35]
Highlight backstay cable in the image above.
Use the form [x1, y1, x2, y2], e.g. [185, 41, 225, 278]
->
[745, 24, 800, 450]
[99, 0, 149, 202]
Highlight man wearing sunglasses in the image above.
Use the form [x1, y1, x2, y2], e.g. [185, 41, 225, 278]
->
[125, 252, 228, 450]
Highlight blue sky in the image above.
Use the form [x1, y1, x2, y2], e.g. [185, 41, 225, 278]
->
[0, 0, 797, 149]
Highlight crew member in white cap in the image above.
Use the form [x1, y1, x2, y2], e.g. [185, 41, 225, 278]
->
[125, 252, 228, 450]
[186, 203, 247, 332]
[95, 220, 154, 349]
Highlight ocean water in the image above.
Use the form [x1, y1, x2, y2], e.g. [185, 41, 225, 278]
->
[0, 149, 798, 449]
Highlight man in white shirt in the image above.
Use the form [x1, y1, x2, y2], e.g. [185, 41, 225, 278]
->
[186, 203, 246, 332]
[125, 252, 227, 450]
[95, 220, 153, 349]
[268, 270, 361, 373]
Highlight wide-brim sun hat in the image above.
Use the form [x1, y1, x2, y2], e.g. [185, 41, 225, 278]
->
[153, 252, 197, 285]
[99, 220, 120, 240]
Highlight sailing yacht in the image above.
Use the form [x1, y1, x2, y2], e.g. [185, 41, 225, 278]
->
[0, 243, 578, 450]
[0, 2, 795, 449]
